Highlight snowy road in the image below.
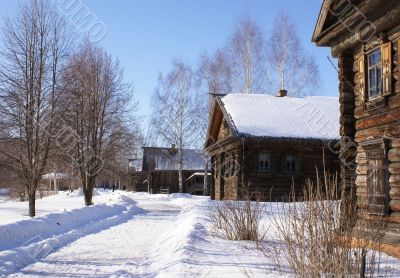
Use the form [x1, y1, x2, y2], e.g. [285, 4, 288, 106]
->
[9, 197, 182, 277]
[2, 191, 400, 277]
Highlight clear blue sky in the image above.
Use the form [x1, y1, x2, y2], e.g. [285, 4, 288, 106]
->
[0, 0, 338, 126]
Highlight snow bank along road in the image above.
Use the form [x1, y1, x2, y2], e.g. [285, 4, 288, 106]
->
[1, 191, 400, 277]
[0, 191, 272, 277]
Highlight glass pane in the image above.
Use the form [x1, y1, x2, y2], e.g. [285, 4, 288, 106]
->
[259, 153, 270, 172]
[368, 49, 381, 67]
[377, 66, 382, 93]
[286, 155, 296, 172]
[259, 154, 269, 161]
[369, 68, 376, 97]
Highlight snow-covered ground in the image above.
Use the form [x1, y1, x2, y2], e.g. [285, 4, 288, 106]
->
[0, 190, 399, 277]
[0, 188, 10, 204]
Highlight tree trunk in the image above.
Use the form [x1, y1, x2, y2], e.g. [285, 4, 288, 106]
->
[84, 190, 93, 206]
[359, 249, 367, 278]
[131, 173, 136, 192]
[83, 176, 95, 206]
[178, 146, 184, 193]
[178, 169, 183, 193]
[28, 191, 36, 217]
[203, 158, 209, 196]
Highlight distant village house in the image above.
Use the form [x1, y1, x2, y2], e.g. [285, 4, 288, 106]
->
[142, 147, 210, 194]
[204, 92, 340, 200]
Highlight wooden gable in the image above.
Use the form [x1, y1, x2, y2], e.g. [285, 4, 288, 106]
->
[204, 98, 236, 150]
[313, 0, 364, 45]
[216, 118, 232, 143]
[312, 0, 400, 56]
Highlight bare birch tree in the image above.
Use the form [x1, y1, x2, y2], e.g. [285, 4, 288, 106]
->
[62, 42, 137, 206]
[0, 0, 73, 217]
[198, 50, 233, 96]
[225, 15, 269, 94]
[197, 15, 269, 95]
[150, 60, 202, 193]
[268, 11, 320, 96]
[196, 52, 231, 195]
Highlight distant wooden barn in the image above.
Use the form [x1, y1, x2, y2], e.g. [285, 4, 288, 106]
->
[142, 147, 210, 194]
[204, 93, 340, 200]
[313, 0, 400, 257]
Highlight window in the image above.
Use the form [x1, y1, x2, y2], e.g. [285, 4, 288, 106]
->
[222, 152, 237, 179]
[367, 48, 383, 99]
[285, 155, 297, 173]
[360, 42, 392, 104]
[258, 153, 270, 172]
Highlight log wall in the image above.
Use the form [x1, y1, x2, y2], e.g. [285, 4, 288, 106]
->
[353, 38, 400, 224]
[338, 53, 357, 198]
[209, 137, 340, 201]
[244, 140, 339, 200]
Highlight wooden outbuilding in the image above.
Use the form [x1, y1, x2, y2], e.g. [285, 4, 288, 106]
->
[142, 147, 209, 194]
[204, 93, 340, 200]
[313, 0, 400, 257]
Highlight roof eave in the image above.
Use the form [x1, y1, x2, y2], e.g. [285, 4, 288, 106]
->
[239, 134, 340, 143]
[217, 97, 239, 138]
[312, 0, 331, 43]
[203, 98, 218, 150]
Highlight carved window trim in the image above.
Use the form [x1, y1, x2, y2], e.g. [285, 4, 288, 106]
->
[366, 48, 383, 100]
[360, 138, 390, 216]
[359, 41, 393, 112]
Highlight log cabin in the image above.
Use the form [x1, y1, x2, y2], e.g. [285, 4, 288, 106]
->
[141, 146, 209, 194]
[204, 93, 340, 200]
[312, 0, 400, 257]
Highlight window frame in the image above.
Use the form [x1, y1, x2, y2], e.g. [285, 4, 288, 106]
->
[258, 152, 271, 173]
[366, 47, 383, 100]
[285, 154, 297, 174]
[361, 41, 392, 109]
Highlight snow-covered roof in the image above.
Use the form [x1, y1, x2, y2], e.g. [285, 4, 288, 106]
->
[42, 172, 69, 180]
[219, 94, 340, 140]
[142, 147, 207, 171]
[128, 159, 142, 171]
[186, 172, 211, 182]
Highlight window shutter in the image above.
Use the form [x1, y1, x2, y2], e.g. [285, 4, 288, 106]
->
[358, 54, 366, 101]
[381, 42, 392, 96]
[361, 139, 390, 216]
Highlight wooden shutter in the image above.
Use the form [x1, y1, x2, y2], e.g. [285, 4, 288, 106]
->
[381, 42, 392, 96]
[367, 158, 388, 215]
[362, 139, 389, 216]
[358, 54, 366, 102]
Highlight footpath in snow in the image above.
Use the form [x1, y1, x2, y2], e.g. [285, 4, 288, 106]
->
[0, 190, 400, 277]
[0, 191, 273, 277]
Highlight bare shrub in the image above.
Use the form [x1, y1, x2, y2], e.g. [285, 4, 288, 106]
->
[267, 172, 390, 277]
[210, 190, 267, 247]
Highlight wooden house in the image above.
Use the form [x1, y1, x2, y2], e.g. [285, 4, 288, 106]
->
[204, 93, 340, 200]
[312, 0, 400, 256]
[142, 147, 210, 194]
